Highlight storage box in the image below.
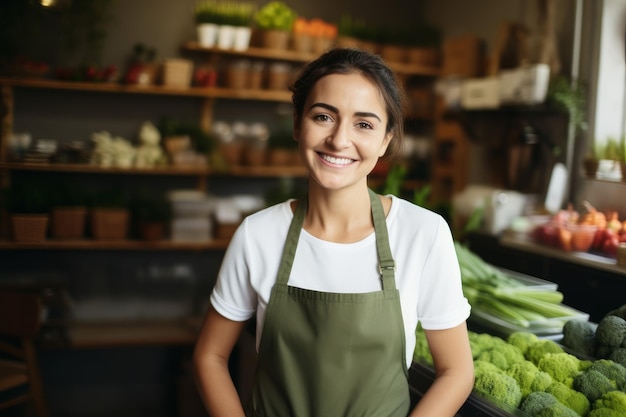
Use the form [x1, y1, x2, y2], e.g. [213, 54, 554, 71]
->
[162, 59, 193, 88]
[460, 77, 500, 109]
[442, 35, 484, 77]
[170, 217, 212, 242]
[499, 64, 550, 105]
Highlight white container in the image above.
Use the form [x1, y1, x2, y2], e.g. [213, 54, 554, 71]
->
[233, 26, 252, 51]
[197, 23, 219, 47]
[171, 217, 212, 242]
[499, 64, 550, 105]
[460, 77, 500, 109]
[217, 25, 236, 50]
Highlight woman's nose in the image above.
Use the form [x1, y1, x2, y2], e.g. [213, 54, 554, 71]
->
[327, 121, 351, 149]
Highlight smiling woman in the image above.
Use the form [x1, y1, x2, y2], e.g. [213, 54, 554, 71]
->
[193, 48, 475, 417]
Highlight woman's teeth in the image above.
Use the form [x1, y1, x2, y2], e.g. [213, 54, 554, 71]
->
[321, 154, 353, 165]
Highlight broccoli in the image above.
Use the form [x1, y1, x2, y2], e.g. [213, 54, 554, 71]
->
[545, 381, 590, 416]
[606, 303, 626, 321]
[477, 343, 526, 371]
[536, 352, 582, 387]
[573, 369, 616, 402]
[473, 359, 503, 377]
[561, 319, 597, 357]
[519, 391, 579, 417]
[473, 367, 523, 409]
[469, 331, 508, 359]
[507, 331, 540, 355]
[588, 390, 626, 417]
[525, 339, 565, 365]
[588, 359, 626, 390]
[596, 315, 626, 349]
[609, 347, 626, 369]
[506, 361, 552, 397]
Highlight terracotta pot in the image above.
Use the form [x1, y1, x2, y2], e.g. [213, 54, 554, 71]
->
[261, 29, 290, 50]
[90, 208, 129, 240]
[11, 214, 49, 243]
[51, 206, 87, 239]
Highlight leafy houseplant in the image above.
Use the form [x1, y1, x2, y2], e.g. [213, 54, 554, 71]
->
[3, 183, 51, 242]
[254, 1, 297, 50]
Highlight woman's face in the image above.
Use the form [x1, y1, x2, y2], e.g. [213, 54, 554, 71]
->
[294, 72, 392, 192]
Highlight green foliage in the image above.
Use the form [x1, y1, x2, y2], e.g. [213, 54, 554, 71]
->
[337, 14, 376, 40]
[195, 1, 255, 26]
[547, 75, 587, 132]
[159, 118, 215, 154]
[254, 1, 296, 31]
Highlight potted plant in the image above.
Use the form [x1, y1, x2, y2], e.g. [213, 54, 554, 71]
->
[195, 1, 221, 47]
[132, 191, 171, 241]
[267, 123, 299, 166]
[3, 183, 51, 243]
[49, 184, 88, 240]
[254, 1, 297, 50]
[88, 188, 130, 241]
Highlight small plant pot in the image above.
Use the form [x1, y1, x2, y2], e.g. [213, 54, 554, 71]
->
[11, 214, 49, 243]
[90, 208, 129, 240]
[139, 221, 167, 241]
[233, 26, 252, 51]
[217, 25, 237, 49]
[197, 23, 219, 47]
[261, 29, 290, 50]
[51, 206, 87, 239]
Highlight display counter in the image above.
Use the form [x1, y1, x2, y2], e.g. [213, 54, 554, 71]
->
[409, 361, 523, 417]
[465, 232, 626, 322]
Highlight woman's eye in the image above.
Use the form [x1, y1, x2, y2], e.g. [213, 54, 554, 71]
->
[357, 121, 373, 129]
[314, 114, 332, 123]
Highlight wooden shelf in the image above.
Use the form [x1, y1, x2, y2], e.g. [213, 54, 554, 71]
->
[182, 42, 441, 77]
[41, 318, 202, 349]
[0, 238, 230, 250]
[0, 162, 308, 177]
[0, 77, 292, 102]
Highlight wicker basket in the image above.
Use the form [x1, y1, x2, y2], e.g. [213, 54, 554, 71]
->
[51, 207, 87, 239]
[11, 214, 49, 242]
[90, 208, 129, 240]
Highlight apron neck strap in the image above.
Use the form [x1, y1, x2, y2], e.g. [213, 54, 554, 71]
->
[276, 189, 396, 290]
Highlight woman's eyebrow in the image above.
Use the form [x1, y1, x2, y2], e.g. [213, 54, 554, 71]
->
[308, 102, 382, 121]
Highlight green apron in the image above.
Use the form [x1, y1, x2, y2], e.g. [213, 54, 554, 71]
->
[248, 189, 410, 417]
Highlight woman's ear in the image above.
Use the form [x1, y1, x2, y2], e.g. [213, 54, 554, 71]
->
[379, 132, 393, 157]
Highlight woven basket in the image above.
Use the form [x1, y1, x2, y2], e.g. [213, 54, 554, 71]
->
[51, 207, 87, 239]
[90, 208, 129, 240]
[11, 214, 49, 242]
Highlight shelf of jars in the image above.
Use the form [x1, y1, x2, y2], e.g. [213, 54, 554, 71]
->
[0, 238, 231, 251]
[182, 42, 441, 77]
[0, 161, 307, 177]
[0, 77, 292, 102]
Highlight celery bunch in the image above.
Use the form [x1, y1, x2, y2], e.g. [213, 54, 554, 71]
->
[455, 242, 582, 329]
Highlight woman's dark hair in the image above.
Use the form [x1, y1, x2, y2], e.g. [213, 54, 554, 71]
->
[289, 48, 405, 160]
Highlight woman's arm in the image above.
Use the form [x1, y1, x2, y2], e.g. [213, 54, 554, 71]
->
[408, 322, 475, 417]
[193, 306, 248, 417]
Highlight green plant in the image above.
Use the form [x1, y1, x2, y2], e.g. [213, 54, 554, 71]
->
[195, 1, 255, 26]
[158, 118, 215, 154]
[547, 75, 587, 132]
[2, 183, 51, 214]
[133, 191, 171, 223]
[254, 1, 296, 31]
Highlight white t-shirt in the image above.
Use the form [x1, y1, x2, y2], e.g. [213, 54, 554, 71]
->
[210, 195, 471, 367]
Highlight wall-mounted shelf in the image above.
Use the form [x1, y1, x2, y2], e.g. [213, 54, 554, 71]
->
[0, 238, 230, 251]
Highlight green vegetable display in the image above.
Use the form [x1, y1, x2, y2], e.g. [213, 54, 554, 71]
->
[413, 327, 626, 416]
[455, 242, 583, 330]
